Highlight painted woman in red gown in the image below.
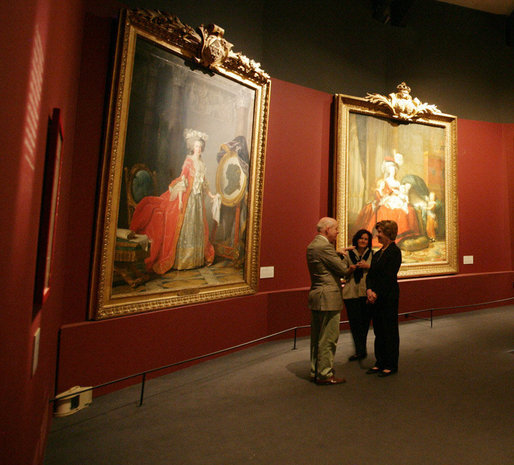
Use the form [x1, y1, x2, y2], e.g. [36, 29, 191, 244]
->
[130, 131, 215, 275]
[355, 154, 421, 247]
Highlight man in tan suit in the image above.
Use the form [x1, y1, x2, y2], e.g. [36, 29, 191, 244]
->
[307, 217, 347, 385]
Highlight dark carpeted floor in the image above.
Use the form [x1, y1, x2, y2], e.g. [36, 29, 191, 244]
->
[45, 306, 514, 465]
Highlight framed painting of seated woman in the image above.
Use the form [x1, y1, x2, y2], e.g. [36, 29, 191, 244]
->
[90, 9, 270, 319]
[334, 83, 458, 278]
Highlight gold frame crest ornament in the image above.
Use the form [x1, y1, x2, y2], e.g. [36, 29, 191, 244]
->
[366, 82, 442, 121]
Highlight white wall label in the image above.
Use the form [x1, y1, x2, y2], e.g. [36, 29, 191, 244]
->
[463, 255, 474, 265]
[260, 266, 274, 279]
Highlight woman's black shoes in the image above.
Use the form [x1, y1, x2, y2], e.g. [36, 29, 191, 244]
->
[366, 367, 380, 374]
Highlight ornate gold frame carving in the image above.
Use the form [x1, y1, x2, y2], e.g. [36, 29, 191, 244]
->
[90, 9, 270, 318]
[334, 84, 458, 278]
[365, 82, 442, 121]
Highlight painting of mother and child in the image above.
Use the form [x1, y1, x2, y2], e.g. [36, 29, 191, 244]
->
[347, 112, 447, 264]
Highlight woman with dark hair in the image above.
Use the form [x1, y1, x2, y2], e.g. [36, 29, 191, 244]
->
[342, 229, 373, 361]
[365, 220, 402, 377]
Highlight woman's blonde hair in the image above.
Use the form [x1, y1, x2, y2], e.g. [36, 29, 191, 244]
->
[375, 220, 398, 240]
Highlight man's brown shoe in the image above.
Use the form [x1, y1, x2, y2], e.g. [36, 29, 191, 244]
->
[315, 376, 346, 385]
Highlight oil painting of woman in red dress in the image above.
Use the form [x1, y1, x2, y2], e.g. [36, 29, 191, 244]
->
[129, 129, 216, 275]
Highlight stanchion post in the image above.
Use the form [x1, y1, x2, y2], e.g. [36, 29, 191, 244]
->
[139, 373, 146, 407]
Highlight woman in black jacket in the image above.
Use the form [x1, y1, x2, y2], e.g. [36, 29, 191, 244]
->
[365, 220, 402, 377]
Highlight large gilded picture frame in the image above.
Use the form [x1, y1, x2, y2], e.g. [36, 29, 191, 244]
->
[334, 83, 458, 278]
[90, 9, 270, 319]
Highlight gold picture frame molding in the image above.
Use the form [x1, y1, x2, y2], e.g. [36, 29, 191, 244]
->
[334, 83, 458, 278]
[90, 9, 271, 319]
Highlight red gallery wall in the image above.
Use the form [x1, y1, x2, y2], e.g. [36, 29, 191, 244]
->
[507, 124, 514, 267]
[0, 1, 86, 464]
